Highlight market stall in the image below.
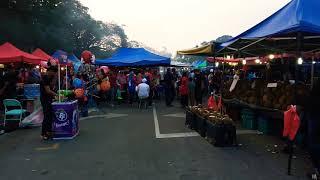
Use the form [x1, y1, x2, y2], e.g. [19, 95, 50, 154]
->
[51, 52, 80, 140]
[95, 47, 171, 67]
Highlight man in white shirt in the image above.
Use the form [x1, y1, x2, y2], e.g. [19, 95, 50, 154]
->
[136, 78, 150, 99]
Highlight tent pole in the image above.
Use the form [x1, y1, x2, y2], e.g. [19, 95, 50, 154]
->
[58, 64, 61, 103]
[288, 32, 303, 176]
[311, 56, 315, 90]
[66, 65, 68, 91]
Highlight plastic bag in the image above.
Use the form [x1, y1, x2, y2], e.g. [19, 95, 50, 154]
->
[283, 105, 300, 140]
[207, 96, 217, 110]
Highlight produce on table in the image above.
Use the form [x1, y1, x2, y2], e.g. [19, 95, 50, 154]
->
[222, 79, 309, 110]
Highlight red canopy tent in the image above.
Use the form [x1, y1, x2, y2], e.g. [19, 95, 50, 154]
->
[32, 48, 56, 67]
[32, 48, 52, 61]
[0, 42, 45, 64]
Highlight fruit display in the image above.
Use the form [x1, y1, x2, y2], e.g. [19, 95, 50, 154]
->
[222, 79, 309, 110]
[188, 106, 234, 125]
[186, 105, 236, 147]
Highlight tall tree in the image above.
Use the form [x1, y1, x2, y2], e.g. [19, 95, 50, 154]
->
[0, 0, 128, 58]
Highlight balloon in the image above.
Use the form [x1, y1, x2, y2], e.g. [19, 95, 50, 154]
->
[73, 78, 83, 89]
[100, 81, 110, 92]
[100, 66, 109, 74]
[81, 50, 92, 64]
[74, 88, 85, 98]
[96, 68, 101, 76]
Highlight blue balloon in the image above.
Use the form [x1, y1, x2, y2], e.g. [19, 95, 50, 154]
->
[73, 78, 83, 88]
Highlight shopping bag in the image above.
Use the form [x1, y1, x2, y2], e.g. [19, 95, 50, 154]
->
[207, 96, 217, 110]
[283, 105, 300, 141]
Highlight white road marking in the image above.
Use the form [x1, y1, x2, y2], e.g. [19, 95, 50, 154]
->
[163, 113, 185, 118]
[157, 132, 199, 139]
[152, 105, 161, 138]
[80, 113, 128, 121]
[153, 105, 198, 139]
[153, 104, 260, 139]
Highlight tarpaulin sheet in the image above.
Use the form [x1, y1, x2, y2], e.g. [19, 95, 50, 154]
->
[95, 48, 170, 67]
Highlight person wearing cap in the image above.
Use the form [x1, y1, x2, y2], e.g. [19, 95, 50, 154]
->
[136, 78, 150, 100]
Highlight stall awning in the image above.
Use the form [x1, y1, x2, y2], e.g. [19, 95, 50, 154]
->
[0, 42, 45, 64]
[32, 48, 52, 61]
[95, 48, 170, 67]
[219, 0, 320, 56]
[177, 44, 213, 56]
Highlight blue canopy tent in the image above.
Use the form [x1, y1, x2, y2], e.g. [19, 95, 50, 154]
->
[95, 48, 170, 67]
[52, 50, 82, 72]
[218, 0, 320, 56]
[52, 50, 68, 59]
[191, 60, 201, 67]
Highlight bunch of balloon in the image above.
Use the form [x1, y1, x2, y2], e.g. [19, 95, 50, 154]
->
[80, 50, 98, 112]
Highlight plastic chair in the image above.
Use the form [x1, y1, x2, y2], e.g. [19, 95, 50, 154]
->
[3, 99, 27, 127]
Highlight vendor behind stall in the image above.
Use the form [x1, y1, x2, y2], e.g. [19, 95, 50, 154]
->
[40, 66, 58, 140]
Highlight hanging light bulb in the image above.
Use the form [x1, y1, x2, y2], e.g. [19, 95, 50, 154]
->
[242, 60, 247, 65]
[269, 54, 275, 59]
[215, 62, 219, 67]
[255, 59, 261, 64]
[297, 57, 303, 65]
[35, 65, 40, 69]
[312, 61, 316, 64]
[226, 55, 231, 60]
[61, 67, 65, 71]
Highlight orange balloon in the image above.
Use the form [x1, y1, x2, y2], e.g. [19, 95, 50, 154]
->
[100, 81, 110, 92]
[74, 88, 85, 98]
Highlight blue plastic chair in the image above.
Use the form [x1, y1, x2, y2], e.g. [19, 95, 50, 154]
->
[3, 99, 27, 127]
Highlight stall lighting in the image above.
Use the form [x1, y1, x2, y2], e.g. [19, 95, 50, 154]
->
[255, 59, 261, 64]
[215, 62, 219, 67]
[242, 60, 247, 65]
[226, 55, 231, 60]
[269, 54, 275, 59]
[259, 62, 263, 64]
[312, 61, 316, 64]
[297, 57, 303, 65]
[61, 67, 65, 71]
[36, 65, 40, 69]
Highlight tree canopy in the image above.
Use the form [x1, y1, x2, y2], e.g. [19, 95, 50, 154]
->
[0, 0, 128, 58]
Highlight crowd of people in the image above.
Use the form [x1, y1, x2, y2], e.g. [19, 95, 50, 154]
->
[164, 68, 222, 108]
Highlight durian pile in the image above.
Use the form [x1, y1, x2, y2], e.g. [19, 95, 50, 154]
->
[188, 106, 234, 125]
[222, 79, 309, 111]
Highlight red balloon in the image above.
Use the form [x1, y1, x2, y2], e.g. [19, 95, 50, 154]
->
[74, 88, 85, 98]
[81, 50, 92, 64]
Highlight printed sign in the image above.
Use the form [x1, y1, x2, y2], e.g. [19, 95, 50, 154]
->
[229, 75, 239, 92]
[267, 83, 277, 88]
[52, 100, 79, 139]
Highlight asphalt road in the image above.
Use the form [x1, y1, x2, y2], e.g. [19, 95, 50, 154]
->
[0, 100, 311, 180]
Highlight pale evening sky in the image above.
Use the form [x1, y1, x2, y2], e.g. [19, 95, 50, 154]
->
[79, 0, 291, 54]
